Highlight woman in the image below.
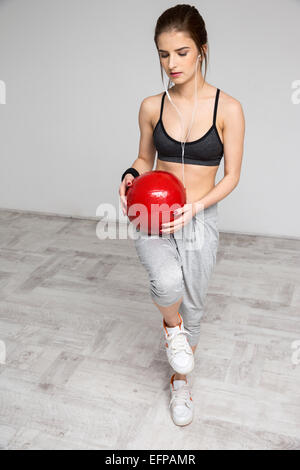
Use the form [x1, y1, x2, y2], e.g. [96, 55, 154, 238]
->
[119, 4, 245, 426]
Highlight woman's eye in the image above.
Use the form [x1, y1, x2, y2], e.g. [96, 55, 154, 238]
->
[161, 53, 187, 58]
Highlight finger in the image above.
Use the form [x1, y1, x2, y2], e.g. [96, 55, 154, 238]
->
[121, 195, 127, 205]
[162, 215, 184, 228]
[161, 221, 185, 233]
[162, 214, 183, 228]
[173, 210, 182, 217]
[161, 222, 182, 233]
[120, 199, 127, 215]
[161, 228, 177, 235]
[165, 222, 184, 234]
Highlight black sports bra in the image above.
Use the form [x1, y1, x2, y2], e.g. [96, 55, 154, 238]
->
[153, 88, 224, 166]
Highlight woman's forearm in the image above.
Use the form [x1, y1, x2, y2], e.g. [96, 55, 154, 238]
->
[195, 174, 240, 212]
[131, 157, 154, 175]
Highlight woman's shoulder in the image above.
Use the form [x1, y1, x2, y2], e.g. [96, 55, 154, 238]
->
[139, 92, 165, 128]
[217, 86, 243, 110]
[140, 92, 164, 109]
[215, 86, 244, 127]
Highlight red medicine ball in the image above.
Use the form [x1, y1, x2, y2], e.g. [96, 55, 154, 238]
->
[125, 170, 186, 235]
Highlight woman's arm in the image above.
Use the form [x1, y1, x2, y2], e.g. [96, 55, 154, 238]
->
[195, 98, 245, 212]
[131, 97, 157, 174]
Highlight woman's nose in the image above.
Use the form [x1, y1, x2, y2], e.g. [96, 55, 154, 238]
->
[168, 56, 177, 69]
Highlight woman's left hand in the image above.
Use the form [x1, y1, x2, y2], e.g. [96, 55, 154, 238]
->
[160, 202, 199, 234]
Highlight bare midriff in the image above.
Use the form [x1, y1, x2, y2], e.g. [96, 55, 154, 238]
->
[155, 159, 219, 205]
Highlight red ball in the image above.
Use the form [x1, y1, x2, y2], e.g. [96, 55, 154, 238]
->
[126, 170, 186, 235]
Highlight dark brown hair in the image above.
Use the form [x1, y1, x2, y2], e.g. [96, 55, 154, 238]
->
[154, 4, 209, 90]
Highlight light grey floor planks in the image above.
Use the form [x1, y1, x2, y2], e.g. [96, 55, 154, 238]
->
[0, 208, 300, 450]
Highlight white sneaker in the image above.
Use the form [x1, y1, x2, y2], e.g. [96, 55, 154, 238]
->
[163, 312, 194, 375]
[169, 373, 194, 426]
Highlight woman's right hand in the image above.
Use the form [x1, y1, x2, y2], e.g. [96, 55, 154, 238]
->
[119, 175, 135, 215]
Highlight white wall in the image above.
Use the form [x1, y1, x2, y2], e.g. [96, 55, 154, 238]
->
[0, 0, 299, 238]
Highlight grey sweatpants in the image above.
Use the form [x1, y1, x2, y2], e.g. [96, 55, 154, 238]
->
[133, 202, 219, 347]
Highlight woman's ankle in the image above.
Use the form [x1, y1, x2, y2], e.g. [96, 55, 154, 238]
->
[173, 373, 186, 381]
[165, 319, 181, 328]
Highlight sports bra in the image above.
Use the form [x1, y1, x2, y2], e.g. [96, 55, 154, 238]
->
[153, 88, 224, 166]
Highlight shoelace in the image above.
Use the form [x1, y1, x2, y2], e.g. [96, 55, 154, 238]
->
[167, 330, 193, 354]
[169, 384, 193, 409]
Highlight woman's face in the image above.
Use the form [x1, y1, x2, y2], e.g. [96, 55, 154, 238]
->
[157, 30, 204, 83]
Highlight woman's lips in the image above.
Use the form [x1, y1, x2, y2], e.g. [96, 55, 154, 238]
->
[170, 72, 182, 77]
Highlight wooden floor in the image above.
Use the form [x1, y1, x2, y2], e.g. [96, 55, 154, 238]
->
[0, 208, 300, 450]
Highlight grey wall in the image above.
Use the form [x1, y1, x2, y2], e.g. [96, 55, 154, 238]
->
[0, 0, 299, 238]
